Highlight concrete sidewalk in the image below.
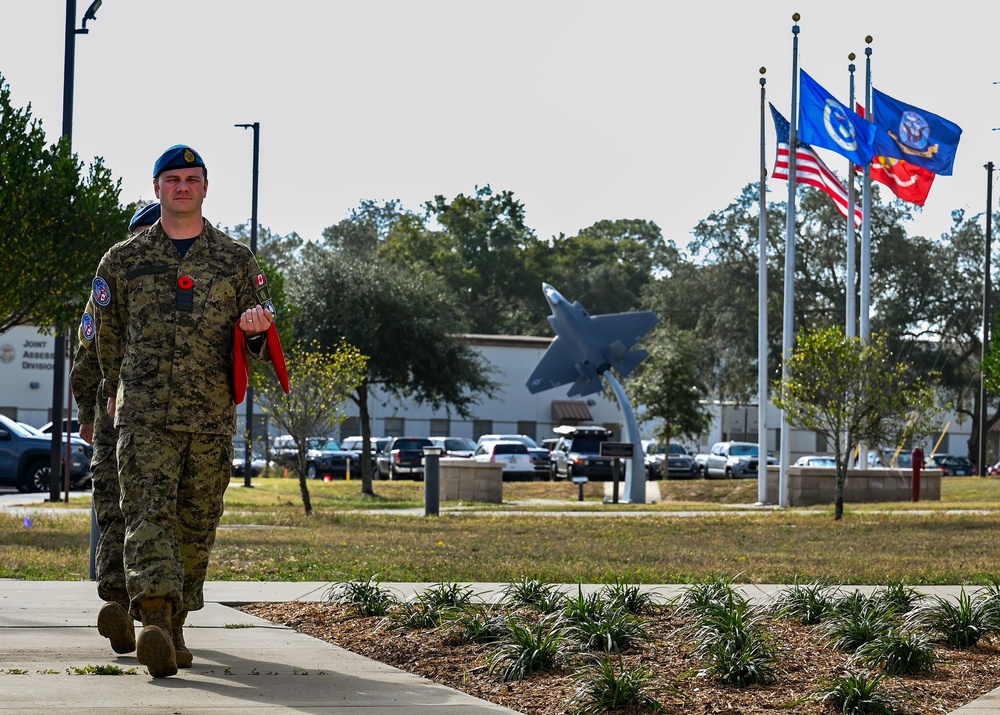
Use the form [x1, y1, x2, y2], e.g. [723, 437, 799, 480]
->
[0, 580, 521, 714]
[1, 581, 999, 713]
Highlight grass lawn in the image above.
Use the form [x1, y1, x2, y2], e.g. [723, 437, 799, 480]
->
[3, 476, 999, 584]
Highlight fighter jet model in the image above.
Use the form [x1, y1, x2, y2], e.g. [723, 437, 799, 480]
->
[526, 283, 658, 397]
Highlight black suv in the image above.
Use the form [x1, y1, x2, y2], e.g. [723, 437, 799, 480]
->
[548, 425, 614, 481]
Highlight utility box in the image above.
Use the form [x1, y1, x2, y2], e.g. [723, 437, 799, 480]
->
[438, 459, 503, 504]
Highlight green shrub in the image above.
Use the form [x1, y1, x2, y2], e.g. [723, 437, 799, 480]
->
[485, 614, 570, 681]
[771, 580, 836, 625]
[853, 630, 936, 676]
[569, 654, 665, 714]
[324, 575, 396, 617]
[907, 589, 996, 649]
[815, 670, 895, 714]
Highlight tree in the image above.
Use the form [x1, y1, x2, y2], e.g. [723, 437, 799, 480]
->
[626, 328, 712, 444]
[321, 199, 408, 254]
[0, 74, 129, 333]
[773, 326, 935, 520]
[221, 221, 304, 275]
[288, 246, 497, 496]
[252, 340, 368, 516]
[380, 186, 540, 335]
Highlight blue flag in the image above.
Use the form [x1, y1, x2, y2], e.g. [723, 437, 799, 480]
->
[871, 88, 962, 176]
[798, 70, 877, 166]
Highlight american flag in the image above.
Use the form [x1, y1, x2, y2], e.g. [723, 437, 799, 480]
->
[769, 103, 863, 227]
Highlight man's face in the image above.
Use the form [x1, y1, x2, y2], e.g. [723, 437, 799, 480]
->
[153, 168, 207, 216]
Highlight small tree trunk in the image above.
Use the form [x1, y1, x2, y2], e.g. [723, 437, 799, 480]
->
[834, 467, 845, 520]
[296, 449, 313, 516]
[298, 472, 313, 516]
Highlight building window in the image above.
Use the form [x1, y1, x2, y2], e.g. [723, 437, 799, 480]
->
[430, 418, 449, 436]
[384, 417, 405, 438]
[815, 433, 827, 453]
[517, 421, 536, 440]
[341, 417, 359, 439]
[472, 420, 492, 441]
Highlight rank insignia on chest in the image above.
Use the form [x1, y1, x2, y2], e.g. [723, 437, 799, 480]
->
[176, 275, 194, 312]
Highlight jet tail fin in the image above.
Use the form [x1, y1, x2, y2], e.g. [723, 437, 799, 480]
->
[613, 349, 648, 378]
[567, 372, 603, 398]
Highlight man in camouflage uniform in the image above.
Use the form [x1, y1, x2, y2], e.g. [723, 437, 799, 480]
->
[91, 145, 276, 678]
[71, 203, 161, 659]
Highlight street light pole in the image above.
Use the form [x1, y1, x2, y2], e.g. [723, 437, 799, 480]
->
[235, 122, 259, 488]
[981, 161, 994, 476]
[51, 0, 101, 503]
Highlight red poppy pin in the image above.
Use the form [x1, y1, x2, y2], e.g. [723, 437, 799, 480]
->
[178, 276, 194, 290]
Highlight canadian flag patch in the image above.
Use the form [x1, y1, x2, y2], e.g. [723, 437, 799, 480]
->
[255, 272, 267, 287]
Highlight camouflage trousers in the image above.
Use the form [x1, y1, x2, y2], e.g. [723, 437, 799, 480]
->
[117, 426, 232, 621]
[91, 433, 127, 610]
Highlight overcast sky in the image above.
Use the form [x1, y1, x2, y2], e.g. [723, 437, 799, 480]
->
[2, 1, 997, 250]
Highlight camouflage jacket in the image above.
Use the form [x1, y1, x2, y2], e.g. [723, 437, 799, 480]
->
[91, 220, 272, 435]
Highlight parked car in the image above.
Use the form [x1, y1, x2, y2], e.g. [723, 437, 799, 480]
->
[473, 440, 535, 479]
[232, 439, 276, 478]
[231, 453, 275, 478]
[271, 435, 324, 467]
[928, 454, 975, 476]
[306, 438, 362, 480]
[793, 455, 837, 468]
[341, 435, 391, 473]
[428, 436, 478, 458]
[0, 414, 92, 492]
[376, 436, 434, 480]
[703, 441, 767, 479]
[549, 425, 614, 481]
[476, 434, 550, 475]
[39, 417, 83, 439]
[646, 442, 699, 480]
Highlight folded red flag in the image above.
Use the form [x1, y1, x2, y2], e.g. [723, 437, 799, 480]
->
[266, 323, 290, 394]
[233, 326, 249, 404]
[234, 325, 290, 404]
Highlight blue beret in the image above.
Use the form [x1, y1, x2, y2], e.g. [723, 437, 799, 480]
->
[128, 203, 161, 232]
[153, 144, 205, 177]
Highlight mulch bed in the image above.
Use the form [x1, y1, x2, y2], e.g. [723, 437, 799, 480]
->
[238, 601, 1000, 714]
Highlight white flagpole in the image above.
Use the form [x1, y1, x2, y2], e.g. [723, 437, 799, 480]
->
[758, 66, 769, 505]
[861, 35, 873, 344]
[846, 53, 858, 339]
[779, 13, 801, 508]
[859, 35, 873, 471]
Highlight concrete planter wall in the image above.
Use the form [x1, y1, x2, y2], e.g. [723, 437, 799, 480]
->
[438, 459, 504, 504]
[764, 467, 941, 507]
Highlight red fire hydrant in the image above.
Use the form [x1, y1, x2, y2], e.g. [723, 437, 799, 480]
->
[911, 447, 924, 502]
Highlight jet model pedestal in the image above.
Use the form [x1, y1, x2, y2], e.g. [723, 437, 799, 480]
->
[526, 283, 658, 504]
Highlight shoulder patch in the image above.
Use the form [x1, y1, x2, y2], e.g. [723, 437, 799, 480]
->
[92, 276, 111, 306]
[255, 272, 267, 288]
[80, 312, 96, 343]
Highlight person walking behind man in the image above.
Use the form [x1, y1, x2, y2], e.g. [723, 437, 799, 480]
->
[91, 145, 278, 678]
[71, 202, 161, 659]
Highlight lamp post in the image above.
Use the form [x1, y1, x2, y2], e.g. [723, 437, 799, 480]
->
[981, 161, 994, 477]
[51, 0, 101, 504]
[235, 122, 259, 488]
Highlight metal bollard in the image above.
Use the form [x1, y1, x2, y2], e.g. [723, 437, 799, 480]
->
[423, 446, 442, 516]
